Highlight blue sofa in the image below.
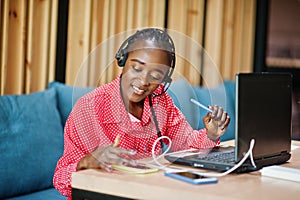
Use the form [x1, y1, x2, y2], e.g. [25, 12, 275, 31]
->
[0, 79, 235, 199]
[168, 78, 236, 141]
[0, 82, 94, 200]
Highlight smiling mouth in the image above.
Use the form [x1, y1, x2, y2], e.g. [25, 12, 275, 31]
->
[132, 85, 145, 95]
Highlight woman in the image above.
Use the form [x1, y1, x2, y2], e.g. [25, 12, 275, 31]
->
[53, 28, 230, 199]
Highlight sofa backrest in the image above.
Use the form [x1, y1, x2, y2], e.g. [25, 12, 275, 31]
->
[168, 78, 235, 141]
[48, 81, 95, 126]
[0, 88, 64, 198]
[168, 78, 200, 129]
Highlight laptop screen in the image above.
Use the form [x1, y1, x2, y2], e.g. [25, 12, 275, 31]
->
[235, 73, 292, 161]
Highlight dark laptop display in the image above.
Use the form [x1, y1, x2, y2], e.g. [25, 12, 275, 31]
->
[165, 73, 292, 173]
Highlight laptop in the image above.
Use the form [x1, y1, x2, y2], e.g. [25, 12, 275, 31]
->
[165, 73, 292, 173]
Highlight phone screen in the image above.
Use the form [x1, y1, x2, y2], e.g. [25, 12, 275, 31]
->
[164, 171, 218, 185]
[175, 171, 206, 179]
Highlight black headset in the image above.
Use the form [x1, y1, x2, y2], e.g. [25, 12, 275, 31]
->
[115, 28, 176, 96]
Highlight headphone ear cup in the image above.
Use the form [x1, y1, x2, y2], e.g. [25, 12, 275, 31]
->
[115, 50, 127, 67]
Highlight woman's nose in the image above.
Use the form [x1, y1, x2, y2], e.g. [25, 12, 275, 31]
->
[140, 72, 150, 86]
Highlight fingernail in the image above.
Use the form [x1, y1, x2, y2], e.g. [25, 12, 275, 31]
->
[99, 161, 113, 172]
[104, 165, 113, 172]
[113, 135, 121, 147]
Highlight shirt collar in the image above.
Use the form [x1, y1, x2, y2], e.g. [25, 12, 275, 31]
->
[103, 76, 160, 126]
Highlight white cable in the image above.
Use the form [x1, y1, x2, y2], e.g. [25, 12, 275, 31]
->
[148, 136, 172, 168]
[186, 139, 256, 177]
[144, 136, 180, 172]
[146, 137, 257, 177]
[249, 145, 256, 167]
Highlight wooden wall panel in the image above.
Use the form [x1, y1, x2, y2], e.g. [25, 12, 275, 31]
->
[239, 0, 256, 73]
[65, 0, 256, 88]
[65, 0, 92, 86]
[48, 0, 58, 84]
[221, 0, 235, 79]
[1, 0, 256, 95]
[230, 0, 243, 77]
[66, 0, 166, 87]
[0, 0, 58, 95]
[106, 0, 118, 85]
[204, 0, 256, 86]
[203, 0, 224, 86]
[89, 0, 111, 86]
[4, 0, 27, 94]
[26, 0, 58, 93]
[0, 0, 9, 94]
[167, 0, 205, 86]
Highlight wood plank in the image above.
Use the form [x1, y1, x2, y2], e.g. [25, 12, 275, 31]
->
[94, 0, 110, 86]
[186, 0, 205, 85]
[0, 0, 9, 95]
[5, 0, 26, 94]
[26, 0, 52, 93]
[106, 0, 117, 83]
[133, 0, 146, 28]
[81, 0, 92, 86]
[149, 0, 165, 27]
[100, 1, 110, 84]
[48, 0, 58, 83]
[203, 0, 224, 87]
[89, 0, 105, 86]
[167, 0, 188, 82]
[240, 0, 255, 73]
[231, 0, 242, 76]
[220, 0, 234, 80]
[66, 0, 92, 86]
[126, 0, 134, 29]
[25, 0, 33, 93]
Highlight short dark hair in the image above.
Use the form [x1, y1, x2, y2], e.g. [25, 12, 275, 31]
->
[115, 28, 176, 68]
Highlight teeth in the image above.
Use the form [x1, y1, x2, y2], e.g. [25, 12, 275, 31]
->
[133, 85, 144, 94]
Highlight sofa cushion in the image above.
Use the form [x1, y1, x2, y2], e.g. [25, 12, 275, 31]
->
[0, 88, 64, 198]
[6, 188, 66, 200]
[168, 78, 200, 129]
[48, 81, 95, 125]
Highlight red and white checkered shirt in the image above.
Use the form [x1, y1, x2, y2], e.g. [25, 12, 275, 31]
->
[53, 76, 219, 199]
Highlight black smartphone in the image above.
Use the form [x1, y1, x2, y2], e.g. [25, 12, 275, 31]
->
[164, 171, 218, 185]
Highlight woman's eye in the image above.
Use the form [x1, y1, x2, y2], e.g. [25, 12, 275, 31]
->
[132, 65, 142, 72]
[150, 73, 163, 81]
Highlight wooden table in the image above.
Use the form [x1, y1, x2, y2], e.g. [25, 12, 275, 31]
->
[72, 140, 300, 200]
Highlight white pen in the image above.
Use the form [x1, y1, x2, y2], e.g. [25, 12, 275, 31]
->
[190, 98, 213, 113]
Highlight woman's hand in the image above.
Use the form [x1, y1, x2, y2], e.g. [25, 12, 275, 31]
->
[203, 105, 230, 141]
[76, 136, 137, 172]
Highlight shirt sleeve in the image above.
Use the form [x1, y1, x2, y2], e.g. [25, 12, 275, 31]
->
[53, 114, 85, 197]
[53, 97, 106, 197]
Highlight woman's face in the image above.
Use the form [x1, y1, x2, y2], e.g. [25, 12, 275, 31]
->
[120, 43, 171, 105]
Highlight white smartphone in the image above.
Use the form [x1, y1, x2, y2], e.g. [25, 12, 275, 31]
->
[164, 171, 218, 185]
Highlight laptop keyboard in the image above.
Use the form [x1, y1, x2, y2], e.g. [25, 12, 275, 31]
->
[198, 150, 235, 163]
